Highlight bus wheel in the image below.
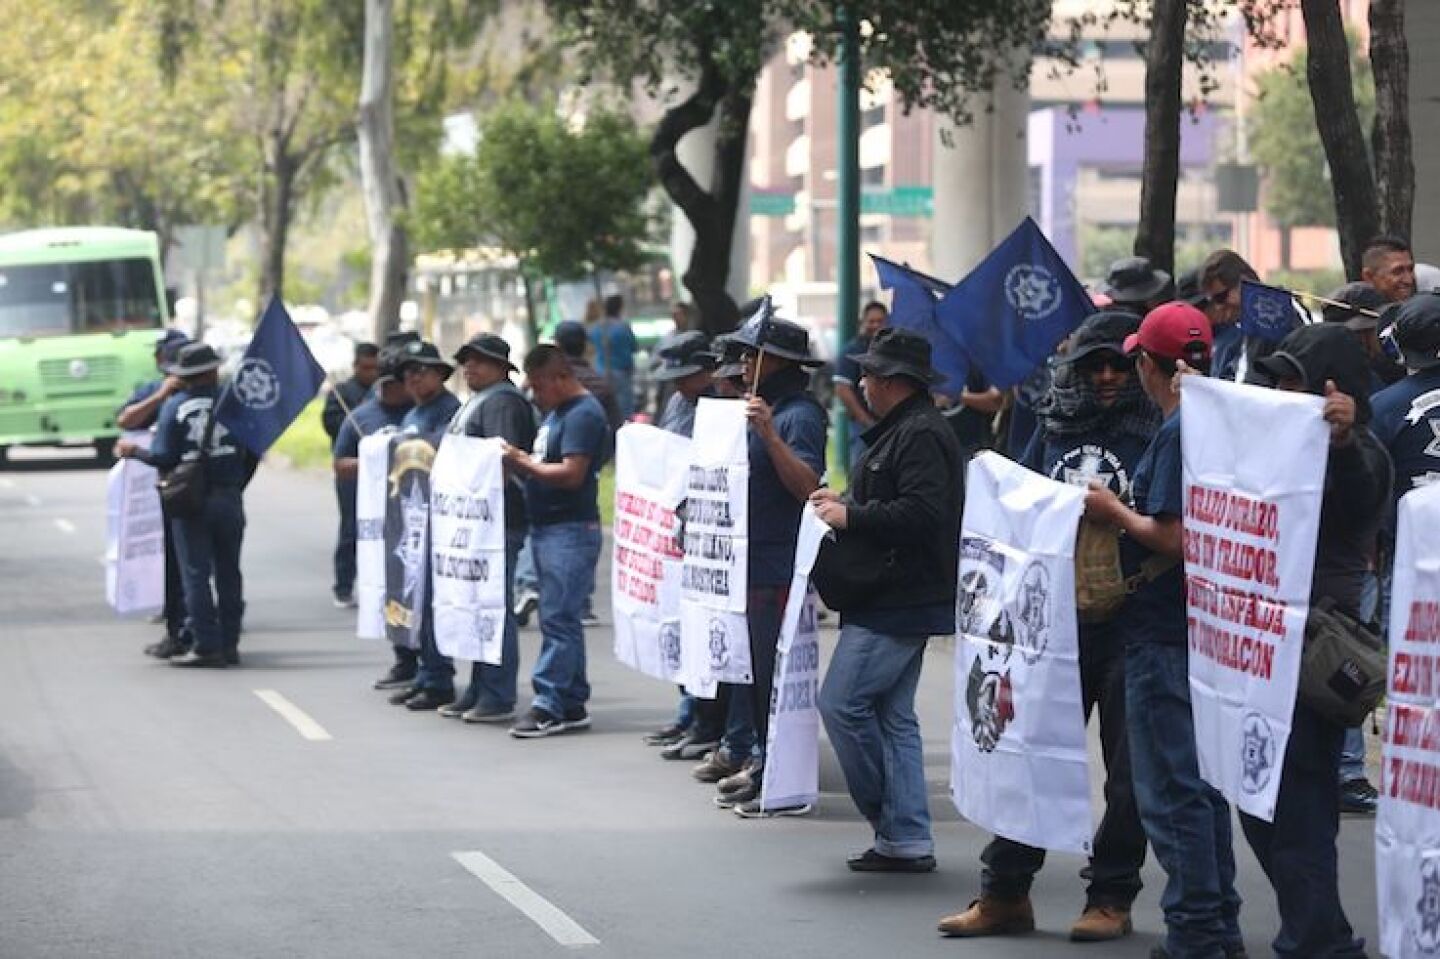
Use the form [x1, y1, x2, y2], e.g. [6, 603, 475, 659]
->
[95, 438, 117, 465]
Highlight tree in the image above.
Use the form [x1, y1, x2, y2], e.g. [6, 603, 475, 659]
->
[544, 0, 1054, 335]
[1368, 0, 1412, 242]
[410, 100, 653, 340]
[1134, 0, 1188, 275]
[359, 0, 408, 340]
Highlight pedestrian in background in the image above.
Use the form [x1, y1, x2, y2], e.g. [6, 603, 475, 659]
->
[591, 294, 638, 421]
[833, 300, 888, 472]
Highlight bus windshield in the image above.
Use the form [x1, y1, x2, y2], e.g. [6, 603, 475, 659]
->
[0, 257, 162, 338]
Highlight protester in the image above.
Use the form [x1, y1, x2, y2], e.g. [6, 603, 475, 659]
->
[1197, 250, 1259, 382]
[1100, 256, 1173, 316]
[833, 301, 889, 470]
[332, 349, 415, 691]
[556, 320, 623, 432]
[1373, 292, 1440, 505]
[1244, 322, 1390, 958]
[811, 328, 961, 871]
[322, 341, 381, 608]
[117, 342, 256, 668]
[940, 371, 1004, 463]
[116, 328, 192, 659]
[436, 333, 537, 725]
[942, 311, 1155, 941]
[715, 315, 828, 818]
[1361, 235, 1417, 305]
[387, 340, 462, 710]
[1077, 303, 1246, 959]
[502, 345, 610, 738]
[590, 294, 638, 421]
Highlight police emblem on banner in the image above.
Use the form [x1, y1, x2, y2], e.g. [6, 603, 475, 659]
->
[1004, 264, 1062, 321]
[1014, 561, 1051, 665]
[707, 617, 730, 671]
[660, 622, 683, 675]
[233, 357, 282, 410]
[1240, 711, 1276, 795]
[1415, 858, 1440, 955]
[383, 437, 435, 648]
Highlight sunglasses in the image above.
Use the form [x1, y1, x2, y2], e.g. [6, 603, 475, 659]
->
[1076, 354, 1133, 375]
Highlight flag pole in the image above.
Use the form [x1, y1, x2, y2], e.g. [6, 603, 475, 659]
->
[1289, 289, 1382, 318]
[325, 371, 370, 437]
[749, 347, 767, 395]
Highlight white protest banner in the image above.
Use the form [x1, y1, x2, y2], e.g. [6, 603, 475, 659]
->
[1377, 482, 1440, 959]
[951, 452, 1093, 855]
[611, 424, 693, 684]
[760, 505, 830, 812]
[1181, 375, 1326, 821]
[105, 431, 165, 616]
[355, 431, 392, 640]
[430, 435, 507, 664]
[680, 397, 751, 692]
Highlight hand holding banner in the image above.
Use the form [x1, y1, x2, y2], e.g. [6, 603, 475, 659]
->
[105, 431, 165, 616]
[355, 432, 392, 640]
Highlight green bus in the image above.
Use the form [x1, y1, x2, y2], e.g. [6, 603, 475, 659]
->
[0, 227, 170, 463]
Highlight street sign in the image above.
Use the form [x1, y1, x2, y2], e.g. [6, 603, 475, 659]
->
[750, 192, 797, 217]
[863, 185, 933, 217]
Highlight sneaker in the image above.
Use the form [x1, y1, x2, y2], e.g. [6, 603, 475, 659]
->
[692, 748, 744, 783]
[1340, 777, 1378, 815]
[1150, 948, 1249, 959]
[510, 707, 565, 739]
[387, 686, 418, 706]
[643, 724, 688, 747]
[513, 590, 539, 626]
[580, 611, 601, 627]
[733, 799, 812, 819]
[373, 665, 417, 690]
[437, 699, 473, 719]
[562, 707, 592, 731]
[223, 647, 240, 667]
[332, 588, 356, 609]
[713, 779, 759, 809]
[145, 635, 192, 659]
[846, 849, 937, 873]
[937, 896, 1035, 938]
[462, 704, 516, 724]
[405, 688, 454, 711]
[169, 649, 227, 669]
[716, 761, 760, 794]
[1069, 905, 1133, 942]
[660, 732, 719, 761]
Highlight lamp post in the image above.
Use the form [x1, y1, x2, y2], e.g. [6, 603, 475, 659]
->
[833, 4, 861, 472]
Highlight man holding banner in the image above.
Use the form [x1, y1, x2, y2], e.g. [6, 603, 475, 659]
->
[811, 328, 961, 871]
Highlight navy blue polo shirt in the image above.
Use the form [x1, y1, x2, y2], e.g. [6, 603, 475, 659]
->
[524, 393, 609, 526]
[1117, 411, 1187, 645]
[332, 397, 410, 460]
[748, 391, 829, 586]
[141, 385, 249, 487]
[1370, 367, 1440, 508]
[400, 390, 461, 439]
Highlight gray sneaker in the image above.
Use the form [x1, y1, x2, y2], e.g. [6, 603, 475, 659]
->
[462, 704, 516, 724]
[660, 732, 719, 761]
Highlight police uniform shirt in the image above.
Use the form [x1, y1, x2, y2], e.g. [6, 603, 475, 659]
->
[139, 384, 248, 487]
[1370, 366, 1440, 506]
[1116, 411, 1187, 645]
[399, 389, 461, 439]
[1022, 427, 1151, 505]
[447, 380, 537, 529]
[332, 397, 409, 460]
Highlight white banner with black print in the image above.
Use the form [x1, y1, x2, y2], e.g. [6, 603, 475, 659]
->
[611, 424, 694, 686]
[760, 506, 830, 813]
[1182, 376, 1326, 822]
[1377, 482, 1440, 959]
[105, 431, 165, 616]
[950, 452, 1094, 855]
[429, 435, 508, 664]
[355, 431, 392, 640]
[679, 397, 752, 693]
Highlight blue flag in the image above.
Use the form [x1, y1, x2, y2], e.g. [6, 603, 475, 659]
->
[870, 254, 969, 394]
[217, 296, 326, 455]
[934, 217, 1093, 390]
[1239, 279, 1300, 343]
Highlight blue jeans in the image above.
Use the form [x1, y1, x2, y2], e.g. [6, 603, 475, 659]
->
[460, 530, 526, 710]
[172, 488, 245, 656]
[530, 521, 602, 717]
[334, 477, 357, 595]
[1126, 642, 1242, 959]
[514, 535, 538, 595]
[819, 624, 933, 858]
[1240, 703, 1367, 958]
[608, 368, 635, 421]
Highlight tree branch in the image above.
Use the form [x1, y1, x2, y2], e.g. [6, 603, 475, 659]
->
[648, 55, 724, 227]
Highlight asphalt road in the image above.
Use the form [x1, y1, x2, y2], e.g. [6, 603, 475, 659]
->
[0, 452, 1382, 958]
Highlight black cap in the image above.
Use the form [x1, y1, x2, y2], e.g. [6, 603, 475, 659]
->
[1061, 310, 1140, 365]
[374, 348, 405, 385]
[1322, 282, 1387, 331]
[1100, 256, 1172, 306]
[397, 339, 454, 378]
[850, 327, 942, 386]
[166, 342, 223, 377]
[454, 332, 517, 372]
[1393, 292, 1440, 371]
[653, 331, 716, 382]
[553, 320, 589, 358]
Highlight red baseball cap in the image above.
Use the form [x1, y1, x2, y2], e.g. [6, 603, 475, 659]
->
[1122, 301, 1213, 362]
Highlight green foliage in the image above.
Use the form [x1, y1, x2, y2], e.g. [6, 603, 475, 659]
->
[411, 100, 654, 281]
[269, 397, 332, 469]
[1079, 223, 1221, 281]
[1249, 41, 1375, 230]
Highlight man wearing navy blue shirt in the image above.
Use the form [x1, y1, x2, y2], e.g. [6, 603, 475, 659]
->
[117, 343, 256, 669]
[1082, 303, 1245, 959]
[1372, 293, 1440, 503]
[387, 341, 462, 710]
[332, 350, 414, 691]
[503, 345, 611, 738]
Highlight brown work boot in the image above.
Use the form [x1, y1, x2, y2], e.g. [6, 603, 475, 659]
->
[1069, 904, 1133, 942]
[937, 896, 1035, 938]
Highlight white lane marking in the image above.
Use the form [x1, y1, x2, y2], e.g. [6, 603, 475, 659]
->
[54, 518, 76, 534]
[25, 494, 41, 507]
[253, 690, 333, 742]
[451, 851, 600, 947]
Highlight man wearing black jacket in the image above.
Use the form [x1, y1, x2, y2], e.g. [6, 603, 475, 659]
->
[812, 329, 963, 872]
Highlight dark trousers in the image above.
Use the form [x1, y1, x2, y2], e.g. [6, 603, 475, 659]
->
[1240, 703, 1367, 958]
[982, 622, 1147, 908]
[161, 505, 187, 639]
[334, 477, 357, 595]
[172, 488, 245, 656]
[747, 585, 790, 773]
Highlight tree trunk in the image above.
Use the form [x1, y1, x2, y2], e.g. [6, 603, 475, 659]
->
[520, 269, 538, 348]
[258, 147, 295, 307]
[1300, 0, 1380, 279]
[359, 0, 409, 342]
[1280, 224, 1293, 271]
[1369, 0, 1414, 241]
[1133, 0, 1186, 275]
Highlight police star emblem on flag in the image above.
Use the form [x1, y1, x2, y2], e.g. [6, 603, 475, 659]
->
[1240, 711, 1276, 795]
[233, 357, 282, 410]
[1004, 264, 1062, 321]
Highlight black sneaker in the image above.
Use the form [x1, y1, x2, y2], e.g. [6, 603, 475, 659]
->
[847, 848, 936, 873]
[714, 780, 759, 809]
[510, 707, 565, 739]
[562, 707, 592, 731]
[145, 635, 192, 659]
[332, 588, 356, 609]
[733, 799, 813, 819]
[405, 688, 455, 711]
[660, 732, 719, 761]
[462, 703, 516, 724]
[387, 686, 418, 706]
[374, 665, 417, 690]
[1150, 948, 1248, 959]
[169, 649, 227, 669]
[1340, 777, 1378, 815]
[438, 690, 479, 718]
[513, 590, 539, 627]
[643, 724, 688, 747]
[223, 647, 240, 667]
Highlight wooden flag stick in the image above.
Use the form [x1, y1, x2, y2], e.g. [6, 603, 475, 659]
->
[749, 347, 767, 395]
[1289, 289, 1382, 318]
